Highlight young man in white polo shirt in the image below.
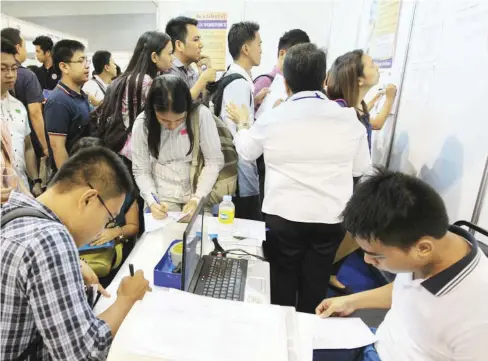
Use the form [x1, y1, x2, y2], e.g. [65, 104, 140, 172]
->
[316, 168, 488, 361]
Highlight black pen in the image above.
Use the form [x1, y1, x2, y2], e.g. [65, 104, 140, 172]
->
[129, 263, 135, 277]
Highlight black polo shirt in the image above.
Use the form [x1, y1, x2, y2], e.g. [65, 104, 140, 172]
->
[34, 65, 59, 91]
[44, 82, 91, 154]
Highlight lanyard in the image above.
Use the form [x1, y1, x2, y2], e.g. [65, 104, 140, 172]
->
[291, 92, 325, 102]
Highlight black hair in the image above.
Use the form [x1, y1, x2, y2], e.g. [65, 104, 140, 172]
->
[165, 16, 199, 49]
[144, 75, 195, 159]
[92, 50, 112, 75]
[69, 137, 106, 156]
[101, 31, 171, 131]
[33, 35, 54, 53]
[52, 39, 85, 74]
[228, 22, 260, 60]
[1, 28, 22, 47]
[50, 146, 133, 200]
[277, 29, 310, 57]
[283, 43, 326, 94]
[1, 37, 18, 55]
[115, 64, 121, 78]
[342, 167, 449, 250]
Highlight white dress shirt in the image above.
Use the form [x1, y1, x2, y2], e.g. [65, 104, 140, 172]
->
[234, 91, 371, 224]
[220, 63, 259, 197]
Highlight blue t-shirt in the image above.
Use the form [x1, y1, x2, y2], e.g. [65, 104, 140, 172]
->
[44, 82, 91, 154]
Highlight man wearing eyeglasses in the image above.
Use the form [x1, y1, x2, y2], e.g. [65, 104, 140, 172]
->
[44, 39, 92, 170]
[0, 147, 151, 361]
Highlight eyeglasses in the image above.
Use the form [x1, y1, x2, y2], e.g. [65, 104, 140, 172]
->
[87, 182, 118, 228]
[1, 65, 18, 74]
[66, 57, 91, 67]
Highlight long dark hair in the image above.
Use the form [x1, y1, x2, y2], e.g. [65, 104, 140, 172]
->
[145, 75, 197, 159]
[326, 49, 369, 117]
[100, 31, 171, 131]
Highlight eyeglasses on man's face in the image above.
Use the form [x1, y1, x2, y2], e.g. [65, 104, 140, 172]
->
[87, 182, 118, 229]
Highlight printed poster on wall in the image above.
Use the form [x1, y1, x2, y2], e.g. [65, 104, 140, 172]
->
[367, 0, 401, 68]
[193, 12, 228, 71]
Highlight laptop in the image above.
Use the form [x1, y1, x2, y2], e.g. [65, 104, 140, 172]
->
[181, 199, 271, 304]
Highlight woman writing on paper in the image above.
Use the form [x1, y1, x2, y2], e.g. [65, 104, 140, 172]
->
[131, 75, 224, 222]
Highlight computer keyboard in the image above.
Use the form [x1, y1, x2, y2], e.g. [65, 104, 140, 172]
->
[200, 257, 247, 301]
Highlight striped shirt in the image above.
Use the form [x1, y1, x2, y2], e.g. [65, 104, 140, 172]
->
[167, 57, 199, 90]
[131, 105, 224, 206]
[0, 192, 112, 360]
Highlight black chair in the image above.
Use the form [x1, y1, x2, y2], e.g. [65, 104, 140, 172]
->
[454, 220, 488, 256]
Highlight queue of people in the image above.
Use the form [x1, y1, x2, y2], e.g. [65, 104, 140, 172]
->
[1, 13, 487, 361]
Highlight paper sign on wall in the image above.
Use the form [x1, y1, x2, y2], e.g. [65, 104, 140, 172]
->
[367, 0, 401, 69]
[193, 12, 228, 71]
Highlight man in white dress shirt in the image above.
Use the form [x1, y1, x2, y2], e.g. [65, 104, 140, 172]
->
[232, 43, 371, 313]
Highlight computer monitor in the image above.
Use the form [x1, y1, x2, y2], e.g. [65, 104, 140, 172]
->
[181, 199, 205, 291]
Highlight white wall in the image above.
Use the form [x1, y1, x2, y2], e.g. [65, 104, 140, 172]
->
[387, 0, 488, 227]
[17, 13, 157, 52]
[1, 1, 157, 17]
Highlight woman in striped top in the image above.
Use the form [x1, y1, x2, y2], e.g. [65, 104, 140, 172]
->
[131, 75, 224, 221]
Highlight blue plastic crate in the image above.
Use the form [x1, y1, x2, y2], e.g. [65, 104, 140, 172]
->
[153, 239, 182, 289]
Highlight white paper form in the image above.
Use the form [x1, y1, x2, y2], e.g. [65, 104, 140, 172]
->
[117, 290, 289, 361]
[143, 212, 183, 233]
[297, 313, 377, 350]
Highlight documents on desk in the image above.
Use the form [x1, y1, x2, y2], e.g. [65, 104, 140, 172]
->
[110, 289, 377, 361]
[143, 212, 185, 233]
[112, 289, 290, 361]
[297, 313, 377, 350]
[206, 217, 266, 244]
[144, 213, 266, 245]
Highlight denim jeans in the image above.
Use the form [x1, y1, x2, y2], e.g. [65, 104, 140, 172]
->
[362, 328, 381, 361]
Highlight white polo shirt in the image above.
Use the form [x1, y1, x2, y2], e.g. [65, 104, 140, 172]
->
[82, 75, 108, 107]
[233, 90, 371, 224]
[376, 226, 488, 361]
[0, 93, 31, 188]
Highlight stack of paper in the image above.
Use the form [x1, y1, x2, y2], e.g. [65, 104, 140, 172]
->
[297, 313, 377, 350]
[114, 290, 289, 361]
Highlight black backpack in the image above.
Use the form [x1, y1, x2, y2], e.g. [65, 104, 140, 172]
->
[2, 208, 50, 361]
[91, 78, 130, 153]
[206, 71, 253, 117]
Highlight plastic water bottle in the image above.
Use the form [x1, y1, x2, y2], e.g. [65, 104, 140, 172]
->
[218, 195, 235, 238]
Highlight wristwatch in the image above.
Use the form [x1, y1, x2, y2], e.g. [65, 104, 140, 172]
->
[237, 122, 250, 131]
